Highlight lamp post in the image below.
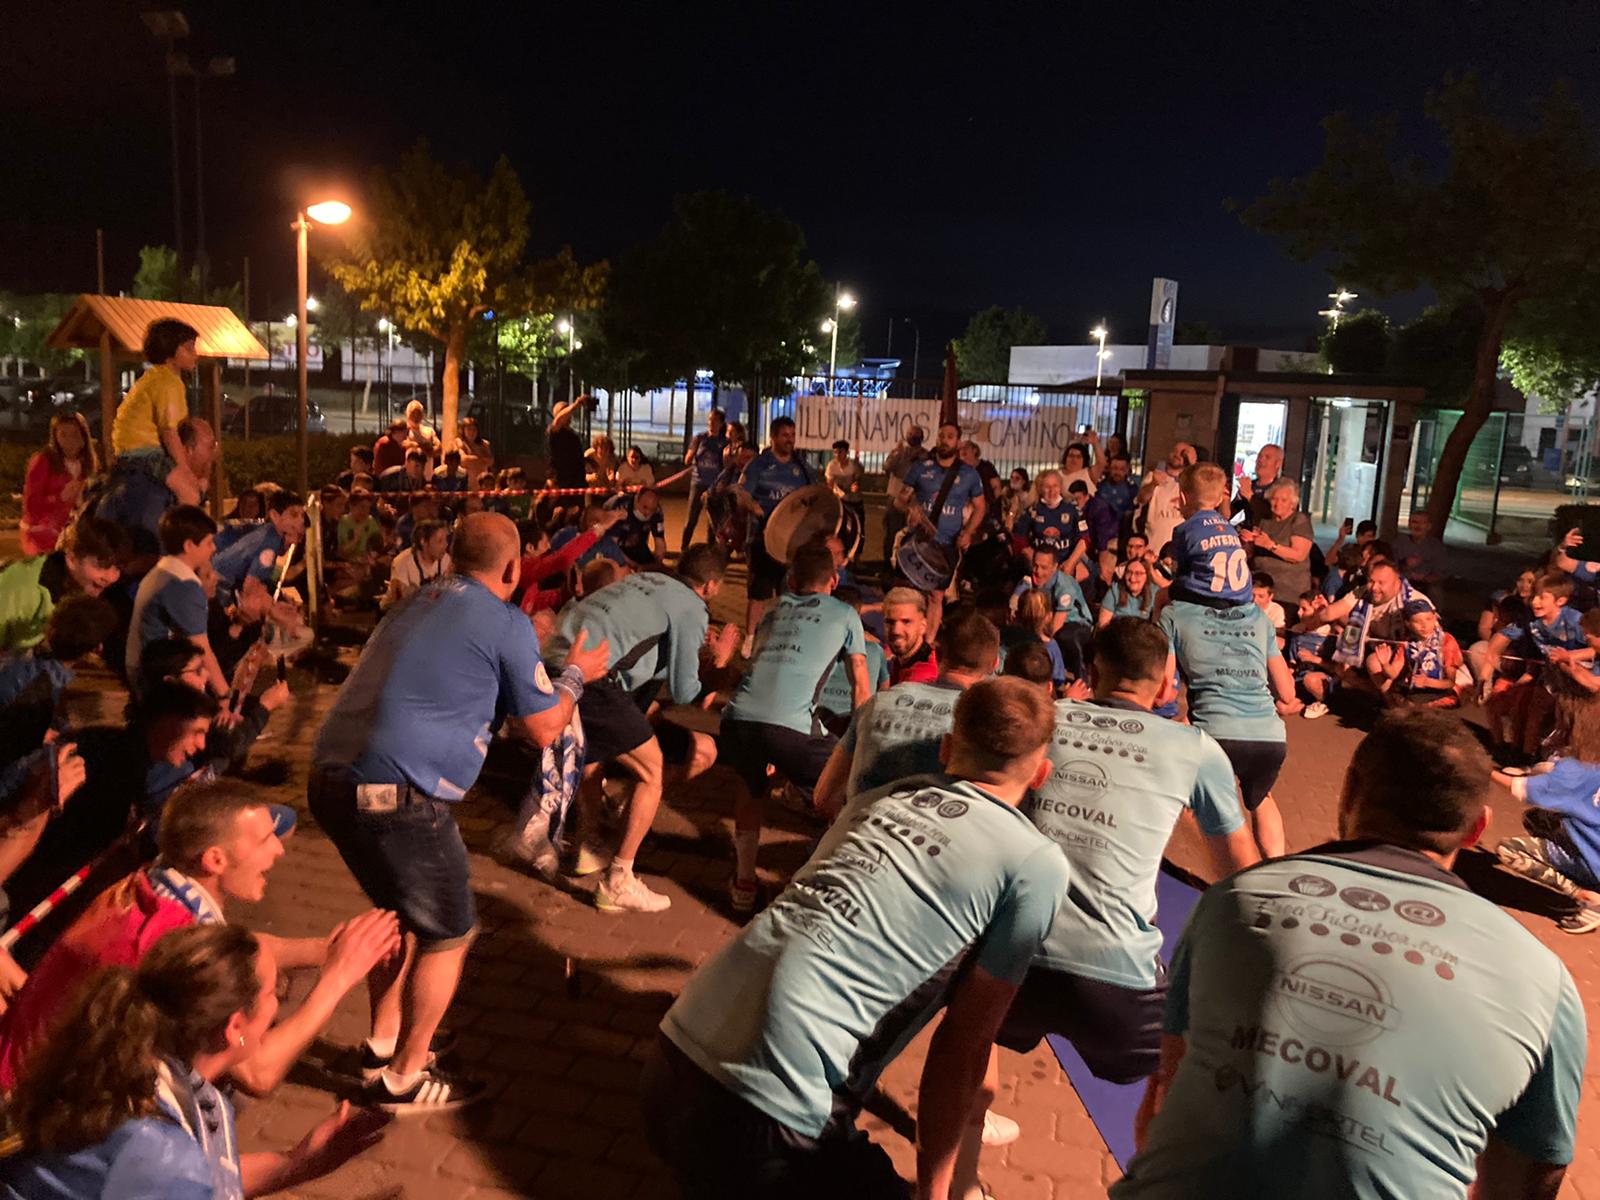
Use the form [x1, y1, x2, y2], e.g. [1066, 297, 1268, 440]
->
[555, 316, 579, 407]
[821, 287, 856, 396]
[377, 318, 396, 421]
[293, 200, 351, 494]
[1091, 323, 1110, 389]
[900, 317, 921, 390]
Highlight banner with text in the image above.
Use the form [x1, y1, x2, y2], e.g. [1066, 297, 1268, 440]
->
[796, 393, 1108, 466]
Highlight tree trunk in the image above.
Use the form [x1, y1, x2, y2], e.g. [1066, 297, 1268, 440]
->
[1422, 294, 1514, 534]
[441, 323, 468, 448]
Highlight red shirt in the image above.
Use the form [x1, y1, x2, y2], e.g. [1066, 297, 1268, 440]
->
[518, 529, 601, 614]
[372, 433, 408, 475]
[0, 872, 199, 1089]
[889, 643, 939, 686]
[20, 452, 81, 556]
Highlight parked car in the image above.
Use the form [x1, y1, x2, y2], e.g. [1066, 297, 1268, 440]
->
[221, 393, 327, 437]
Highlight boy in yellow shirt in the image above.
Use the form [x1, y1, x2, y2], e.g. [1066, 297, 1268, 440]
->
[111, 319, 204, 505]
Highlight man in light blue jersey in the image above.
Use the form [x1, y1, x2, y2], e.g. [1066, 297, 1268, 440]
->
[722, 542, 872, 912]
[643, 677, 1071, 1200]
[1115, 709, 1587, 1200]
[813, 607, 1000, 817]
[544, 543, 727, 913]
[1161, 587, 1301, 857]
[309, 513, 609, 1111]
[815, 583, 889, 735]
[999, 618, 1259, 1077]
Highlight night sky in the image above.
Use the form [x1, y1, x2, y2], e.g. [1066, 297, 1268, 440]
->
[5, 0, 1598, 361]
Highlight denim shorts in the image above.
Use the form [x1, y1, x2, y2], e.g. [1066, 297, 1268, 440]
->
[308, 767, 476, 949]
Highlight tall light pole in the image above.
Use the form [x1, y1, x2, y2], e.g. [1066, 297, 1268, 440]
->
[294, 200, 351, 494]
[141, 11, 190, 273]
[900, 317, 921, 388]
[555, 316, 580, 406]
[1091, 323, 1110, 389]
[821, 288, 856, 396]
[377, 318, 397, 421]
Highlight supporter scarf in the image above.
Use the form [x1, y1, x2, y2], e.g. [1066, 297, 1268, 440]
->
[1333, 578, 1432, 666]
[146, 865, 226, 926]
[1406, 629, 1445, 681]
[512, 709, 587, 849]
[154, 1057, 243, 1200]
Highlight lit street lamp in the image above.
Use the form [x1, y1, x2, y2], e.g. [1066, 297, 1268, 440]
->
[377, 318, 397, 419]
[1091, 323, 1111, 389]
[293, 200, 351, 492]
[555, 316, 581, 406]
[822, 288, 856, 396]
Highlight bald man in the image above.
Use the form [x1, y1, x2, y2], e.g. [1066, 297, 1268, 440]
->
[310, 512, 609, 1112]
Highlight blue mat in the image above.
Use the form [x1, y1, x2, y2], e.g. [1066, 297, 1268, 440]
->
[1045, 864, 1203, 1171]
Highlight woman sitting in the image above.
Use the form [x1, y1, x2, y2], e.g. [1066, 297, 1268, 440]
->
[20, 413, 99, 556]
[1, 924, 386, 1199]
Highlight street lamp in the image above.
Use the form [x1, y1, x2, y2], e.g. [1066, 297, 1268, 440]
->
[293, 200, 351, 493]
[1091, 323, 1111, 389]
[556, 316, 578, 405]
[900, 317, 921, 389]
[377, 318, 397, 419]
[823, 288, 856, 396]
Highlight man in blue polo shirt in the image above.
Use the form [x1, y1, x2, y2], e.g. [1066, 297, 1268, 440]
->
[644, 677, 1071, 1200]
[681, 408, 730, 550]
[721, 541, 871, 912]
[544, 544, 727, 913]
[813, 607, 1000, 816]
[309, 512, 609, 1112]
[1115, 710, 1587, 1200]
[998, 618, 1258, 1082]
[603, 487, 667, 566]
[734, 416, 815, 652]
[211, 490, 305, 604]
[1161, 578, 1300, 858]
[895, 421, 987, 629]
[127, 505, 228, 698]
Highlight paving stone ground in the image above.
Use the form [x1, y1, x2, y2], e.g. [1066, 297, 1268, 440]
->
[24, 501, 1600, 1199]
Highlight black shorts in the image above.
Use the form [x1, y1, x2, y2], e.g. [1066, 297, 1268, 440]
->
[640, 1037, 910, 1200]
[720, 718, 835, 795]
[579, 678, 656, 763]
[748, 531, 786, 601]
[1212, 737, 1287, 811]
[997, 964, 1167, 1084]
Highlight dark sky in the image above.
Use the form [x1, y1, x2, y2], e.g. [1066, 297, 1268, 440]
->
[4, 0, 1598, 360]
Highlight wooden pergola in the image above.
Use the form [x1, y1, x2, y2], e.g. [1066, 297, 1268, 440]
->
[45, 295, 268, 517]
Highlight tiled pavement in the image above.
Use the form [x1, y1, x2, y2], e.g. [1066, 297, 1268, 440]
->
[25, 504, 1600, 1199]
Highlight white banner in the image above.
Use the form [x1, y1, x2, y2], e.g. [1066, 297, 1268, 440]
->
[795, 393, 1104, 464]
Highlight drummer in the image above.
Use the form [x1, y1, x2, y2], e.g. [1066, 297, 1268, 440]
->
[733, 417, 816, 658]
[892, 421, 986, 635]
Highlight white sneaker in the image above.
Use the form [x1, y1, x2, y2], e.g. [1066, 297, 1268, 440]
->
[981, 1109, 1020, 1146]
[492, 815, 561, 881]
[1303, 701, 1329, 720]
[595, 870, 672, 913]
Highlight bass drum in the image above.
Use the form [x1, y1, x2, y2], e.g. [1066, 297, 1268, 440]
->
[763, 484, 842, 564]
[837, 504, 863, 564]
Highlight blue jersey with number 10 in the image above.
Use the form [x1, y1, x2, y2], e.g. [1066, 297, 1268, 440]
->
[1168, 510, 1251, 604]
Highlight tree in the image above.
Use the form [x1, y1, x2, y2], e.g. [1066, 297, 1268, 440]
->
[131, 245, 243, 315]
[1174, 319, 1221, 345]
[1318, 309, 1391, 373]
[1237, 77, 1600, 530]
[322, 141, 605, 444]
[1389, 302, 1482, 406]
[953, 305, 1047, 382]
[596, 191, 832, 421]
[1499, 287, 1600, 414]
[0, 293, 81, 373]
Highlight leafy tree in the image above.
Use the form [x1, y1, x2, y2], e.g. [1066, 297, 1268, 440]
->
[1389, 302, 1482, 407]
[953, 306, 1047, 382]
[596, 191, 831, 419]
[131, 245, 243, 315]
[322, 141, 605, 444]
[957, 305, 1049, 381]
[1499, 290, 1600, 414]
[0, 292, 82, 373]
[1318, 309, 1391, 373]
[1237, 77, 1600, 529]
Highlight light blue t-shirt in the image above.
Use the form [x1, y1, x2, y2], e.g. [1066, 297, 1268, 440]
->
[901, 458, 985, 545]
[725, 592, 866, 735]
[661, 774, 1070, 1137]
[1101, 578, 1159, 621]
[840, 679, 965, 803]
[819, 637, 888, 716]
[126, 557, 208, 686]
[1160, 599, 1285, 743]
[313, 576, 561, 799]
[1029, 698, 1242, 988]
[547, 570, 710, 704]
[1112, 843, 1587, 1200]
[1013, 570, 1092, 628]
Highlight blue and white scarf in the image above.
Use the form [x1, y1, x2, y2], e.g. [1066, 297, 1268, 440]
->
[146, 865, 227, 926]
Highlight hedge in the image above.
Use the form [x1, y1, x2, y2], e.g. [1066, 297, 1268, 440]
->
[220, 433, 369, 497]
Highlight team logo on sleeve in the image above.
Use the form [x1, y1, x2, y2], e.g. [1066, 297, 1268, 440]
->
[258, 548, 277, 568]
[534, 663, 554, 694]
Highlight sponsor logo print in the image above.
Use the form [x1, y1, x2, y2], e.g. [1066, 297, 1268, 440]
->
[1288, 875, 1336, 898]
[1091, 715, 1119, 729]
[1119, 718, 1145, 734]
[1054, 760, 1110, 793]
[1063, 710, 1092, 726]
[1339, 887, 1391, 914]
[1394, 900, 1446, 928]
[1272, 957, 1399, 1046]
[937, 800, 970, 819]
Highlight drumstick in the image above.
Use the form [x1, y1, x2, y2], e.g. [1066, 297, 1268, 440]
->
[229, 542, 300, 714]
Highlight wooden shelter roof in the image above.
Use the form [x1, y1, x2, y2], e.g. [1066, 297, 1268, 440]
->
[45, 294, 268, 360]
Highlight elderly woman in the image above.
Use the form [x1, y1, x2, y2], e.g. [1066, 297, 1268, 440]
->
[585, 433, 619, 489]
[1242, 477, 1316, 602]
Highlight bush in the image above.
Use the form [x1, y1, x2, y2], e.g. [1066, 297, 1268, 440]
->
[220, 433, 368, 497]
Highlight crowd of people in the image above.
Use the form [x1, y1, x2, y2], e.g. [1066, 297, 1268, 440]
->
[0, 318, 1592, 1198]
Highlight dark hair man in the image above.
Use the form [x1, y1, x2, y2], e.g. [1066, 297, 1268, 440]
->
[1114, 709, 1586, 1200]
[732, 416, 815, 654]
[643, 677, 1071, 1200]
[681, 408, 730, 550]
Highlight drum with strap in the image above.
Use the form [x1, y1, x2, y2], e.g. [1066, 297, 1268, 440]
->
[892, 527, 956, 592]
[763, 484, 843, 564]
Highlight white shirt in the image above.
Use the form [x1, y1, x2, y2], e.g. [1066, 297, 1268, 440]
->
[386, 547, 451, 608]
[617, 460, 655, 488]
[1142, 471, 1183, 553]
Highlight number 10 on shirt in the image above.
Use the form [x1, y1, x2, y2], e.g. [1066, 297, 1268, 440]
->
[1208, 549, 1250, 594]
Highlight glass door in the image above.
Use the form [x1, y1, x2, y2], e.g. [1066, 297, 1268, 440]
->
[1301, 399, 1388, 543]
